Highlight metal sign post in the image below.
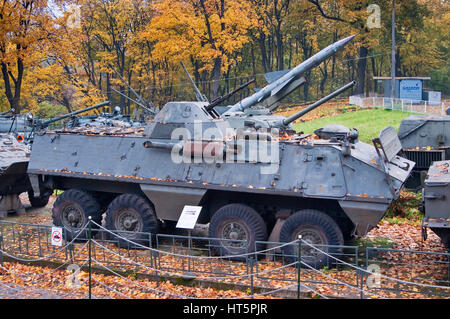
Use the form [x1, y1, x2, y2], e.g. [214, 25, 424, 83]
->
[176, 206, 202, 277]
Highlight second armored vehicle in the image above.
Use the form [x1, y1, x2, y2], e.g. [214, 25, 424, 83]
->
[398, 115, 450, 189]
[0, 102, 110, 218]
[422, 160, 450, 250]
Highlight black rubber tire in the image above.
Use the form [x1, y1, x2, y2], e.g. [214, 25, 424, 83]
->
[280, 209, 344, 269]
[105, 194, 158, 248]
[209, 203, 267, 260]
[28, 190, 50, 208]
[432, 228, 450, 252]
[52, 189, 102, 241]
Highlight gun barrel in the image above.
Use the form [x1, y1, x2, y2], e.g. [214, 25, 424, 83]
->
[205, 78, 255, 112]
[40, 101, 111, 128]
[225, 34, 357, 114]
[281, 81, 356, 127]
[0, 109, 14, 116]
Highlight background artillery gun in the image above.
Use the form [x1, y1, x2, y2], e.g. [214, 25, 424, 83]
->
[28, 69, 414, 267]
[0, 101, 111, 218]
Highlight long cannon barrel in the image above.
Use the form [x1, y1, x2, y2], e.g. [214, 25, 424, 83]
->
[39, 101, 111, 128]
[0, 109, 14, 116]
[205, 78, 255, 112]
[276, 81, 356, 127]
[224, 34, 357, 115]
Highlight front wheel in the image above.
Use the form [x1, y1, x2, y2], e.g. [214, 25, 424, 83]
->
[28, 190, 50, 208]
[52, 189, 102, 241]
[209, 203, 267, 260]
[280, 209, 344, 269]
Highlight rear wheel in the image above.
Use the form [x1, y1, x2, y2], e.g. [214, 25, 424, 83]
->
[105, 194, 158, 247]
[280, 209, 344, 269]
[52, 189, 102, 241]
[209, 203, 267, 260]
[28, 190, 50, 208]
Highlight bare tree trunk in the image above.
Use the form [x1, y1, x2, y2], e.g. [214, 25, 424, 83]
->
[1, 57, 23, 114]
[355, 46, 368, 95]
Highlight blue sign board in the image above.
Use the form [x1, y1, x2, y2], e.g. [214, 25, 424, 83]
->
[399, 79, 422, 101]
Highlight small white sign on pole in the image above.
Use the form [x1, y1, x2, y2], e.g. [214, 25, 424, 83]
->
[176, 206, 202, 230]
[51, 227, 63, 246]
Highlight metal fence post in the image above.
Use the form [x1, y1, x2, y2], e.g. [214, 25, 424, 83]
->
[360, 269, 365, 299]
[152, 250, 160, 288]
[88, 216, 92, 300]
[0, 235, 3, 266]
[297, 235, 302, 299]
[249, 257, 254, 299]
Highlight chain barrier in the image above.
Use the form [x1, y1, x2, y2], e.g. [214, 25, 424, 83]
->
[300, 239, 450, 292]
[1, 218, 449, 299]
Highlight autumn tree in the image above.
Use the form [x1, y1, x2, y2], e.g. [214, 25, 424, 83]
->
[144, 0, 258, 100]
[0, 0, 65, 113]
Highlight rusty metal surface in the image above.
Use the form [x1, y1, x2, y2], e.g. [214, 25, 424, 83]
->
[425, 160, 450, 184]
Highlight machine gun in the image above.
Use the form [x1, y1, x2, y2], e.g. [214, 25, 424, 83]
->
[205, 78, 256, 113]
[180, 61, 255, 116]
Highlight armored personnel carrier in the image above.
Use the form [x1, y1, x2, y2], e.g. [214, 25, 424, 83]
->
[422, 160, 450, 250]
[28, 90, 414, 266]
[0, 102, 110, 218]
[398, 115, 450, 189]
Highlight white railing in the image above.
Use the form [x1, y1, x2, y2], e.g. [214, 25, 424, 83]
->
[349, 95, 449, 116]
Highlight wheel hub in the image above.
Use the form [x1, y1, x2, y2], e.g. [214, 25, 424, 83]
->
[116, 209, 142, 233]
[123, 216, 138, 230]
[63, 205, 83, 228]
[295, 227, 327, 258]
[221, 221, 249, 250]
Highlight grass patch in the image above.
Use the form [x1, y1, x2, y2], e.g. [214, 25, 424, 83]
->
[293, 108, 415, 143]
[385, 191, 423, 225]
[356, 237, 396, 250]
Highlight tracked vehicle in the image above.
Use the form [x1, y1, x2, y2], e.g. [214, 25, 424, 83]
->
[28, 86, 414, 266]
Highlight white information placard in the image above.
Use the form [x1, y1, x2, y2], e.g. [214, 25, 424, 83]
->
[51, 227, 63, 246]
[176, 206, 202, 230]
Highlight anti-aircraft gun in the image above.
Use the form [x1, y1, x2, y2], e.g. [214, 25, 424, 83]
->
[397, 115, 450, 189]
[218, 35, 357, 130]
[0, 101, 110, 218]
[28, 81, 414, 267]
